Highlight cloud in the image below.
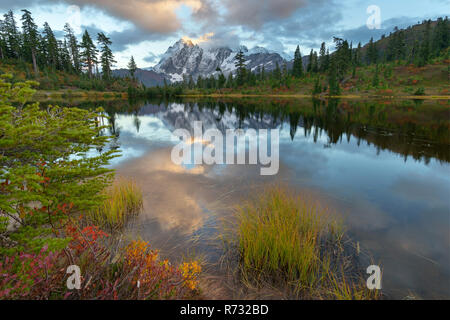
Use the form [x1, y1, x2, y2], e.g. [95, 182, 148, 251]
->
[143, 52, 160, 64]
[223, 0, 309, 29]
[0, 0, 45, 10]
[0, 0, 211, 34]
[1, 0, 445, 62]
[0, 0, 348, 54]
[338, 16, 430, 44]
[59, 0, 207, 34]
[182, 32, 214, 45]
[197, 28, 241, 49]
[82, 24, 166, 51]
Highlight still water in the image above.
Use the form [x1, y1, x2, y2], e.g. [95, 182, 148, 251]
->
[71, 98, 450, 299]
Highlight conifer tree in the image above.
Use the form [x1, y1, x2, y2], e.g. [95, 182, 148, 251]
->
[328, 56, 340, 96]
[64, 23, 81, 73]
[80, 30, 97, 78]
[127, 55, 137, 80]
[354, 42, 362, 66]
[307, 49, 314, 72]
[312, 51, 319, 73]
[367, 37, 378, 65]
[59, 39, 72, 72]
[234, 49, 246, 86]
[273, 61, 281, 80]
[97, 32, 116, 80]
[0, 19, 6, 60]
[0, 75, 116, 254]
[218, 72, 226, 89]
[226, 72, 234, 88]
[42, 22, 59, 69]
[2, 10, 21, 59]
[188, 75, 194, 89]
[20, 10, 39, 76]
[292, 45, 303, 77]
[319, 42, 327, 72]
[333, 37, 351, 80]
[372, 64, 379, 87]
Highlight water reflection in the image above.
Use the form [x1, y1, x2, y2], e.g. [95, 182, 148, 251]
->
[45, 97, 450, 299]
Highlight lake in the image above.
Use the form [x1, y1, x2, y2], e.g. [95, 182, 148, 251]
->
[55, 97, 450, 299]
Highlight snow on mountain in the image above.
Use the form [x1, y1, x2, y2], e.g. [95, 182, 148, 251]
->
[152, 39, 289, 83]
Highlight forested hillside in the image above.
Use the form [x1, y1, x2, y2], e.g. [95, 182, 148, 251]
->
[177, 17, 449, 97]
[0, 9, 136, 92]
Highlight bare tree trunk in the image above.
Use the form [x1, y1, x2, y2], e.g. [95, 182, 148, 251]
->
[88, 58, 93, 79]
[31, 48, 39, 78]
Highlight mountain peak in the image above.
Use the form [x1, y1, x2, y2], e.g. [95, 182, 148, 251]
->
[180, 37, 195, 47]
[153, 39, 288, 83]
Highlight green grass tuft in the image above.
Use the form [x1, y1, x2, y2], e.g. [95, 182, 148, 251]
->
[87, 178, 143, 231]
[231, 186, 379, 299]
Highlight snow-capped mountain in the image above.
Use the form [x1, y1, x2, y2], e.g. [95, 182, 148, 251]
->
[151, 39, 288, 83]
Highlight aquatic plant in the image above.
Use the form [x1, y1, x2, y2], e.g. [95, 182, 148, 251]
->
[87, 178, 143, 231]
[227, 186, 379, 300]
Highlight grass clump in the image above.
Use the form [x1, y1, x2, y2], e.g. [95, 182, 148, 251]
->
[229, 186, 379, 300]
[87, 178, 143, 231]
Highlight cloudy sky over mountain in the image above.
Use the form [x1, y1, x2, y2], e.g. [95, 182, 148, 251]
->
[0, 0, 448, 68]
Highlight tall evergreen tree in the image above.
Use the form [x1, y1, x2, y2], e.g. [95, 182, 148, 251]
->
[42, 22, 59, 69]
[188, 74, 195, 89]
[234, 49, 247, 86]
[307, 49, 314, 72]
[80, 30, 97, 78]
[226, 72, 234, 88]
[127, 55, 137, 80]
[217, 72, 226, 89]
[58, 39, 72, 72]
[64, 23, 81, 73]
[354, 42, 362, 66]
[312, 51, 319, 73]
[0, 20, 6, 60]
[409, 39, 420, 65]
[273, 61, 281, 80]
[97, 32, 116, 80]
[328, 56, 340, 96]
[2, 10, 21, 59]
[333, 37, 351, 80]
[20, 9, 39, 76]
[292, 45, 303, 77]
[319, 42, 327, 72]
[367, 37, 378, 64]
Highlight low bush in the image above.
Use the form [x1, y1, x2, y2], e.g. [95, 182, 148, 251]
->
[0, 225, 202, 300]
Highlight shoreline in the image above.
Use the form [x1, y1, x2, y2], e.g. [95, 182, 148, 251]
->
[180, 93, 450, 100]
[33, 89, 450, 101]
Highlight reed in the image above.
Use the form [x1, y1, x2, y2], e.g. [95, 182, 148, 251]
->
[87, 178, 143, 231]
[232, 186, 378, 299]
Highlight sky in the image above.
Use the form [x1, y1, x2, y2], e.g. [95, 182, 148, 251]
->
[0, 0, 448, 68]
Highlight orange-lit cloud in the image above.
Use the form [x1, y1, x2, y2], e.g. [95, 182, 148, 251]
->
[63, 0, 206, 33]
[182, 32, 214, 45]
